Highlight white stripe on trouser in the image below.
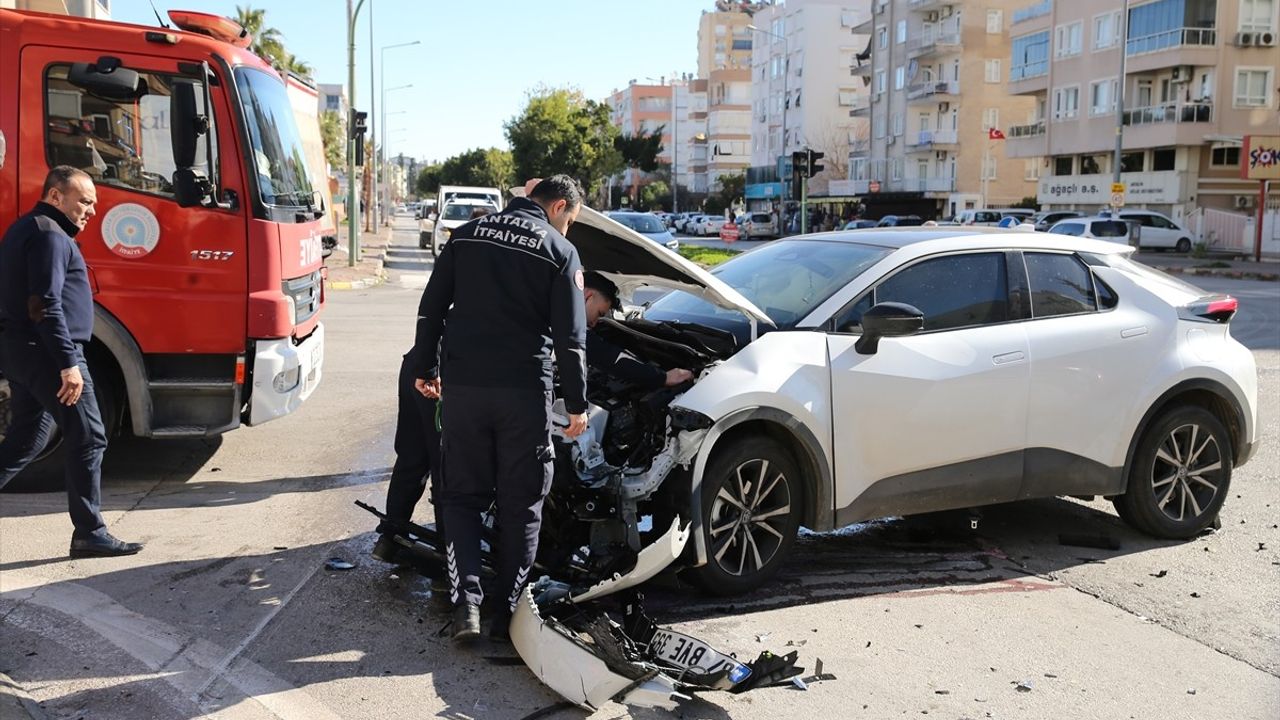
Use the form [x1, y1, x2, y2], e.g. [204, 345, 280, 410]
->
[507, 565, 530, 612]
[446, 542, 460, 605]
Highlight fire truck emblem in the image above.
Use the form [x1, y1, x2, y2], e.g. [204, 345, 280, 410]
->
[101, 203, 160, 259]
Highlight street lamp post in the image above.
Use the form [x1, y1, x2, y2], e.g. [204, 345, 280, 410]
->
[380, 86, 412, 226]
[345, 0, 368, 267]
[1111, 0, 1131, 198]
[376, 40, 420, 229]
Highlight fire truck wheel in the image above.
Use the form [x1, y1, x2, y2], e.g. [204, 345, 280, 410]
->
[0, 366, 120, 494]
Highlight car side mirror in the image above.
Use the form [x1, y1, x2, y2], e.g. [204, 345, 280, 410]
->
[855, 302, 924, 355]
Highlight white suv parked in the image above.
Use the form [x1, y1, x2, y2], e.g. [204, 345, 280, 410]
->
[548, 215, 1258, 595]
[1116, 210, 1195, 252]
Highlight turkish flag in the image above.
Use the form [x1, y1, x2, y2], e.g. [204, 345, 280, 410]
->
[988, 128, 1006, 140]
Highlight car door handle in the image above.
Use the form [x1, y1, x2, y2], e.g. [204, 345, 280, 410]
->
[992, 351, 1026, 365]
[1121, 326, 1149, 339]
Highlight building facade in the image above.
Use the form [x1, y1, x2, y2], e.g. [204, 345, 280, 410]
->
[607, 81, 676, 204]
[696, 6, 756, 192]
[747, 0, 873, 210]
[851, 0, 1039, 219]
[1, 0, 110, 17]
[317, 83, 348, 120]
[1004, 0, 1279, 222]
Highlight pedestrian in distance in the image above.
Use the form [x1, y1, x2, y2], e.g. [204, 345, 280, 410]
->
[0, 166, 142, 557]
[408, 175, 589, 642]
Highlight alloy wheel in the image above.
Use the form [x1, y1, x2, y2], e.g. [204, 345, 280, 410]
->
[1152, 422, 1223, 523]
[708, 458, 793, 577]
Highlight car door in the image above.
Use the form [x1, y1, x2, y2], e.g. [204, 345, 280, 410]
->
[1124, 213, 1174, 248]
[1018, 251, 1159, 496]
[825, 251, 1031, 523]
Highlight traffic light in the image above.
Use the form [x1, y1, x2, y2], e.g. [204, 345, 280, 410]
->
[791, 150, 807, 200]
[350, 109, 368, 139]
[806, 150, 825, 178]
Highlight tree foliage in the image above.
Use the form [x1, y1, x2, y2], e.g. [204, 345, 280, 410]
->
[318, 111, 344, 169]
[615, 127, 665, 174]
[234, 6, 312, 79]
[703, 172, 745, 216]
[505, 87, 623, 199]
[416, 164, 443, 197]
[414, 148, 514, 198]
[639, 180, 670, 211]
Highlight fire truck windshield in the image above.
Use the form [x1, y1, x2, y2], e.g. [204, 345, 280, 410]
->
[235, 66, 316, 209]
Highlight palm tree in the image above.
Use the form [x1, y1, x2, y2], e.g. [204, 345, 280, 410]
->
[283, 53, 314, 80]
[234, 5, 286, 68]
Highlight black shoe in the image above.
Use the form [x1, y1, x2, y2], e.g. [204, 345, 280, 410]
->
[69, 533, 143, 558]
[451, 603, 481, 643]
[488, 606, 512, 642]
[371, 533, 406, 564]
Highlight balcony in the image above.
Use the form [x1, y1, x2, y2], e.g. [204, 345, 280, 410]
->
[898, 177, 956, 193]
[847, 95, 871, 117]
[1125, 27, 1219, 72]
[908, 22, 963, 58]
[1006, 120, 1047, 158]
[906, 128, 959, 148]
[906, 79, 959, 102]
[1121, 101, 1216, 149]
[1012, 0, 1052, 25]
[907, 0, 947, 11]
[851, 138, 871, 155]
[851, 59, 874, 77]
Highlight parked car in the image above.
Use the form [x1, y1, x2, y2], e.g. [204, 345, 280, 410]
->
[532, 214, 1259, 596]
[652, 211, 675, 228]
[429, 199, 498, 255]
[1047, 217, 1138, 245]
[417, 208, 437, 248]
[1032, 210, 1084, 232]
[738, 212, 779, 239]
[876, 215, 925, 227]
[842, 219, 879, 230]
[697, 215, 729, 236]
[673, 213, 700, 234]
[607, 211, 679, 250]
[1114, 210, 1195, 253]
[957, 208, 1034, 226]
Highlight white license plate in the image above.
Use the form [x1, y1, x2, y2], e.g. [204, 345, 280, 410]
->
[648, 629, 752, 683]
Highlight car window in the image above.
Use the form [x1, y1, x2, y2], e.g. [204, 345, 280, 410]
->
[611, 214, 665, 233]
[874, 252, 1009, 332]
[1024, 252, 1097, 318]
[444, 204, 489, 221]
[1150, 215, 1174, 229]
[1050, 222, 1085, 236]
[1089, 220, 1128, 237]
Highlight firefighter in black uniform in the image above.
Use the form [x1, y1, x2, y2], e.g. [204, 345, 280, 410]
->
[582, 271, 693, 389]
[408, 175, 589, 642]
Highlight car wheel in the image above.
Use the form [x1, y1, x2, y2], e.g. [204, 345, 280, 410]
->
[686, 437, 804, 596]
[1113, 405, 1231, 539]
[1175, 238, 1192, 254]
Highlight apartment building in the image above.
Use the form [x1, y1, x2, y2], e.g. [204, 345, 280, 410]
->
[695, 5, 756, 191]
[608, 82, 676, 201]
[317, 83, 348, 120]
[1, 0, 109, 17]
[746, 0, 873, 211]
[850, 0, 1038, 219]
[1005, 0, 1279, 220]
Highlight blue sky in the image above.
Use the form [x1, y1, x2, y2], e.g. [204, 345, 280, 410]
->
[117, 1, 708, 163]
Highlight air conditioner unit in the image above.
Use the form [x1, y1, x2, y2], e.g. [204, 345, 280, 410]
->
[1234, 31, 1257, 46]
[1235, 194, 1256, 209]
[926, 11, 939, 22]
[940, 6, 953, 18]
[1258, 32, 1277, 46]
[938, 101, 951, 113]
[1171, 65, 1192, 82]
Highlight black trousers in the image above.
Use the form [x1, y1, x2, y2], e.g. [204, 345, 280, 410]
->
[379, 355, 443, 540]
[0, 339, 108, 537]
[439, 384, 553, 611]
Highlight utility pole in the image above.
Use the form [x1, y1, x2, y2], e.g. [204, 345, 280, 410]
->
[367, 0, 376, 233]
[345, 0, 367, 267]
[1111, 0, 1130, 195]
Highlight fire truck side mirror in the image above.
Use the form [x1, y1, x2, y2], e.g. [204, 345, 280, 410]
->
[67, 60, 145, 101]
[170, 81, 204, 169]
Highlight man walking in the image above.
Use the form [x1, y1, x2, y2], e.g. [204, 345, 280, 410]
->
[408, 175, 589, 642]
[0, 166, 141, 557]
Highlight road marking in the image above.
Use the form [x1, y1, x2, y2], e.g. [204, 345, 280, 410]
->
[2, 568, 341, 719]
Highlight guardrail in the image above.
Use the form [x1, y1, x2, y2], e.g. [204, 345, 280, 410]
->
[1126, 27, 1216, 56]
[907, 128, 959, 146]
[1010, 60, 1049, 81]
[1122, 102, 1213, 126]
[1009, 121, 1046, 138]
[906, 80, 960, 100]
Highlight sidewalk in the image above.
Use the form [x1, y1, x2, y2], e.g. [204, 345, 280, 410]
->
[325, 223, 394, 291]
[1134, 250, 1279, 282]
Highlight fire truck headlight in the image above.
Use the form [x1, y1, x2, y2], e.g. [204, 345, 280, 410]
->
[273, 365, 301, 394]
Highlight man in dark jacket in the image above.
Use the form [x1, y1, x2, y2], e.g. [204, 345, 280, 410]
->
[0, 166, 141, 557]
[408, 175, 589, 641]
[582, 271, 693, 390]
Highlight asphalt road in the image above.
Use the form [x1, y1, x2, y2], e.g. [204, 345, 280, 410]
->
[1, 217, 1276, 719]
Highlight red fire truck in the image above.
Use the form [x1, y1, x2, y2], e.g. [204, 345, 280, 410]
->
[0, 10, 327, 490]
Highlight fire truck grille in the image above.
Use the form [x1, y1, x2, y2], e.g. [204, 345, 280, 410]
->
[283, 271, 322, 326]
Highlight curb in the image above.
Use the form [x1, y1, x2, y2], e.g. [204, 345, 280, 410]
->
[0, 671, 49, 720]
[325, 255, 387, 291]
[1152, 265, 1280, 282]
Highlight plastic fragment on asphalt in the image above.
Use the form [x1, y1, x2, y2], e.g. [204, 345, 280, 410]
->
[1187, 688, 1197, 695]
[756, 633, 771, 643]
[792, 676, 808, 691]
[786, 639, 807, 647]
[1150, 570, 1168, 578]
[325, 558, 355, 571]
[1014, 680, 1033, 692]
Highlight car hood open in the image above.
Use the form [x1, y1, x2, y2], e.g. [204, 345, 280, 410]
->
[544, 203, 773, 328]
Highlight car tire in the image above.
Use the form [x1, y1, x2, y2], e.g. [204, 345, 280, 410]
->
[0, 362, 120, 494]
[1113, 405, 1231, 539]
[686, 436, 804, 596]
[1175, 238, 1192, 254]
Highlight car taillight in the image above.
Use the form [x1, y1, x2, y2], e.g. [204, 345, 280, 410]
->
[1179, 295, 1238, 323]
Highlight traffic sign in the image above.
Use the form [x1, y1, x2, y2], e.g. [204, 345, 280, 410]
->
[1110, 191, 1125, 208]
[869, 179, 881, 193]
[720, 222, 739, 243]
[1111, 182, 1126, 193]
